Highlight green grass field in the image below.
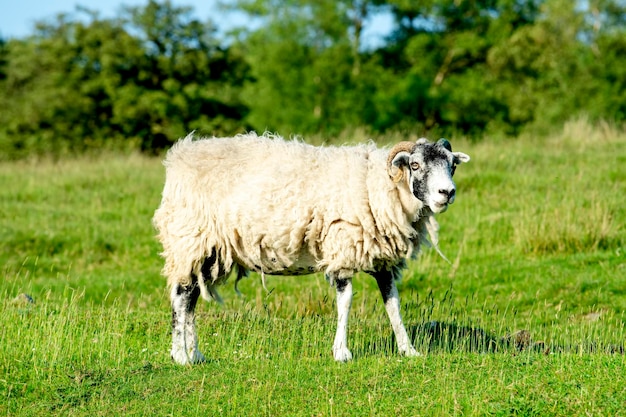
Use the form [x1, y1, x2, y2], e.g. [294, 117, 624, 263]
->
[1, 120, 625, 416]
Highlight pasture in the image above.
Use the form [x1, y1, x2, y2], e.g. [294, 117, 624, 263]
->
[1, 120, 625, 416]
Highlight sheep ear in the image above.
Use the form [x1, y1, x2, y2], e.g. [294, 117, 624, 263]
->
[453, 152, 470, 164]
[388, 151, 411, 182]
[391, 151, 411, 169]
[387, 141, 416, 182]
[437, 138, 452, 151]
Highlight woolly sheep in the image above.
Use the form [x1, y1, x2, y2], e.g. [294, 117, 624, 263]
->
[153, 132, 470, 364]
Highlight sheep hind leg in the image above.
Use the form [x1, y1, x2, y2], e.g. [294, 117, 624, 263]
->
[332, 277, 353, 362]
[373, 271, 421, 357]
[171, 276, 206, 365]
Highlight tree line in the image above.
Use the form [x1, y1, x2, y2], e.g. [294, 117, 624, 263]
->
[0, 0, 624, 158]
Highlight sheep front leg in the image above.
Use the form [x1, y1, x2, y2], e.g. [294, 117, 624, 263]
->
[374, 272, 421, 357]
[171, 278, 206, 365]
[332, 277, 353, 362]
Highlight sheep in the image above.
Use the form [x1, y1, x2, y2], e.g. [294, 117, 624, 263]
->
[153, 132, 470, 364]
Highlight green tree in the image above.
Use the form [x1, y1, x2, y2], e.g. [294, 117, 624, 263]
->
[0, 0, 623, 159]
[0, 37, 7, 81]
[374, 0, 542, 135]
[230, 0, 388, 136]
[487, 0, 625, 133]
[119, 0, 249, 150]
[0, 1, 249, 159]
[0, 14, 139, 157]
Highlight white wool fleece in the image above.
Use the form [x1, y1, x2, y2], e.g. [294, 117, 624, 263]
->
[153, 132, 436, 293]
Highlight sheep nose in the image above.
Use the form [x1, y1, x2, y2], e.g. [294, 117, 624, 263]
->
[439, 188, 455, 202]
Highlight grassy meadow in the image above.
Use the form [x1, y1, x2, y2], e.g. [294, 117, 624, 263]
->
[1, 120, 625, 416]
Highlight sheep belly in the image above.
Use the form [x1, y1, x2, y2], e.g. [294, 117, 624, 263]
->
[228, 217, 372, 280]
[248, 251, 321, 276]
[227, 218, 323, 276]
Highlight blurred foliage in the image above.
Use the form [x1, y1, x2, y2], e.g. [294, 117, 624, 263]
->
[0, 1, 249, 158]
[0, 0, 624, 158]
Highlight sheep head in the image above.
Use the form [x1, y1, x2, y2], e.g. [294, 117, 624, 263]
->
[388, 138, 470, 213]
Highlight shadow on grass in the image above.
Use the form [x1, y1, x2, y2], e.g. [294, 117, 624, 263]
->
[410, 321, 537, 354]
[366, 321, 625, 356]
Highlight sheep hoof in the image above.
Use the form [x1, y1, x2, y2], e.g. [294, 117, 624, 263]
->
[171, 348, 206, 365]
[333, 347, 353, 362]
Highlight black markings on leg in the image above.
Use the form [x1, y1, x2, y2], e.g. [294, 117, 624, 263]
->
[373, 271, 393, 303]
[185, 275, 201, 313]
[371, 269, 420, 357]
[335, 278, 350, 293]
[332, 276, 353, 361]
[172, 276, 200, 334]
[171, 274, 205, 364]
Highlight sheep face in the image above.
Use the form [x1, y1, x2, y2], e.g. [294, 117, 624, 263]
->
[391, 138, 470, 214]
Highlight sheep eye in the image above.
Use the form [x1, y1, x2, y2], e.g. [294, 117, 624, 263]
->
[451, 164, 457, 176]
[410, 162, 420, 171]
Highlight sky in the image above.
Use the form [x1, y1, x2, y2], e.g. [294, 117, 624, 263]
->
[0, 0, 393, 47]
[0, 0, 233, 39]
